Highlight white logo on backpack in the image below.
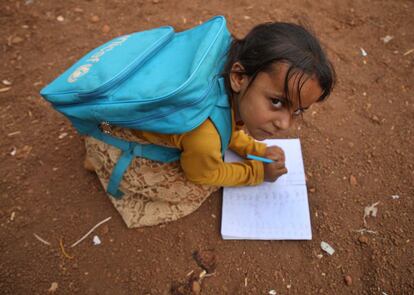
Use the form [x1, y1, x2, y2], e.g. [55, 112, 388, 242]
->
[67, 35, 130, 83]
[67, 64, 92, 83]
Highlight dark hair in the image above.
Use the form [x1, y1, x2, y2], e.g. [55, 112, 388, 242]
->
[223, 22, 336, 106]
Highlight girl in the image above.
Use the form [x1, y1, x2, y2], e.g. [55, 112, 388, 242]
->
[84, 20, 335, 228]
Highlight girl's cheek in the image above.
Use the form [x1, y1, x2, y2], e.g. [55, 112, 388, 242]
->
[254, 114, 274, 125]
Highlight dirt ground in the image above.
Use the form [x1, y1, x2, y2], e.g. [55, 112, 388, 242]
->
[1, 0, 413, 294]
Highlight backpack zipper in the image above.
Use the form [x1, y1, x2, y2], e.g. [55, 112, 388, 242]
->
[82, 19, 225, 101]
[108, 80, 216, 128]
[51, 27, 174, 103]
[54, 19, 225, 106]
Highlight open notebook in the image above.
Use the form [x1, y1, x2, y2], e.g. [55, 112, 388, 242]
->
[221, 139, 312, 240]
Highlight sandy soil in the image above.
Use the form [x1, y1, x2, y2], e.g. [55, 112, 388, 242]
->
[1, 0, 413, 294]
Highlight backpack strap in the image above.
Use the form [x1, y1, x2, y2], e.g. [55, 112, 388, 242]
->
[88, 127, 180, 198]
[209, 78, 232, 155]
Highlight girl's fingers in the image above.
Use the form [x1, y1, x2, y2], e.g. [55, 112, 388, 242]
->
[266, 149, 286, 162]
[266, 159, 286, 169]
[272, 162, 286, 170]
[265, 153, 279, 161]
[278, 167, 288, 176]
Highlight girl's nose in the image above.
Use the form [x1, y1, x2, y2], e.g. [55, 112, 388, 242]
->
[274, 113, 292, 130]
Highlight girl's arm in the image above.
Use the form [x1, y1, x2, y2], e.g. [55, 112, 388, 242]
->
[173, 120, 264, 186]
[228, 129, 267, 157]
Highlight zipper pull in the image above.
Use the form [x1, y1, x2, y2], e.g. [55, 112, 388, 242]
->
[100, 121, 113, 134]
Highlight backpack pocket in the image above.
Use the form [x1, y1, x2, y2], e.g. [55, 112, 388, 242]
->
[41, 26, 174, 105]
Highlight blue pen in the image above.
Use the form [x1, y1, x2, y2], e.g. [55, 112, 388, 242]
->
[246, 154, 275, 163]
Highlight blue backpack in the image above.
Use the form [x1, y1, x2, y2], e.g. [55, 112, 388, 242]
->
[40, 16, 233, 198]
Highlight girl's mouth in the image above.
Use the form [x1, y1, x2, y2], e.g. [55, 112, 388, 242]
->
[250, 128, 273, 141]
[260, 128, 273, 137]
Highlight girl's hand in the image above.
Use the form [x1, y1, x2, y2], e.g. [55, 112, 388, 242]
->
[263, 145, 287, 182]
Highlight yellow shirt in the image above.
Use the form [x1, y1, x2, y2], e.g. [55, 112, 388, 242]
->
[131, 110, 267, 186]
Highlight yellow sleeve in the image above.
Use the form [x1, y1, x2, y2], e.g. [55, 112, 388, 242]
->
[229, 129, 267, 157]
[172, 120, 264, 186]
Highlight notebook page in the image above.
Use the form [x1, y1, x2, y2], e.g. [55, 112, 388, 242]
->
[224, 138, 306, 187]
[221, 139, 312, 240]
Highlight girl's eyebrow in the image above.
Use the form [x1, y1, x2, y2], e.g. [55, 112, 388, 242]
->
[266, 91, 284, 98]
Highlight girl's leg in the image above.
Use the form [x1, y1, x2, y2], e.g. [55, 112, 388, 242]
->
[84, 136, 219, 228]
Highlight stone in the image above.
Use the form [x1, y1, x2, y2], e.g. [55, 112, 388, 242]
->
[12, 36, 24, 44]
[358, 235, 368, 244]
[349, 175, 357, 186]
[191, 281, 201, 294]
[344, 275, 352, 286]
[102, 24, 110, 33]
[48, 282, 58, 293]
[90, 15, 100, 23]
[193, 249, 216, 273]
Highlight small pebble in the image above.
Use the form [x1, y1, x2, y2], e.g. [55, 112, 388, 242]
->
[56, 15, 64, 22]
[11, 36, 24, 44]
[48, 282, 58, 293]
[58, 132, 68, 139]
[90, 15, 100, 23]
[372, 115, 380, 123]
[358, 235, 369, 244]
[102, 24, 110, 33]
[360, 48, 368, 56]
[349, 175, 357, 186]
[344, 275, 353, 286]
[191, 281, 201, 295]
[93, 235, 101, 245]
[381, 35, 394, 44]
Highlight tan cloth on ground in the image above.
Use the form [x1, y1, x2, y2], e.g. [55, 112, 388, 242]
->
[84, 128, 219, 228]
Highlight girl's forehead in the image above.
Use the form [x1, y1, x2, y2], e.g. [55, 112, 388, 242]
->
[256, 64, 323, 107]
[254, 63, 294, 92]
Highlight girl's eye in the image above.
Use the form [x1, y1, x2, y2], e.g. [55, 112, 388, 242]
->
[293, 108, 303, 116]
[270, 98, 284, 109]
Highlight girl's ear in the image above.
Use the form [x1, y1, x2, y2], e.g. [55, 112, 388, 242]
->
[229, 62, 248, 93]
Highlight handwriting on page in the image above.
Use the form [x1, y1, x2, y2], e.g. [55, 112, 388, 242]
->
[221, 139, 312, 240]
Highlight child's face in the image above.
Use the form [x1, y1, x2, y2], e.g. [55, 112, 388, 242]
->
[232, 63, 323, 140]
